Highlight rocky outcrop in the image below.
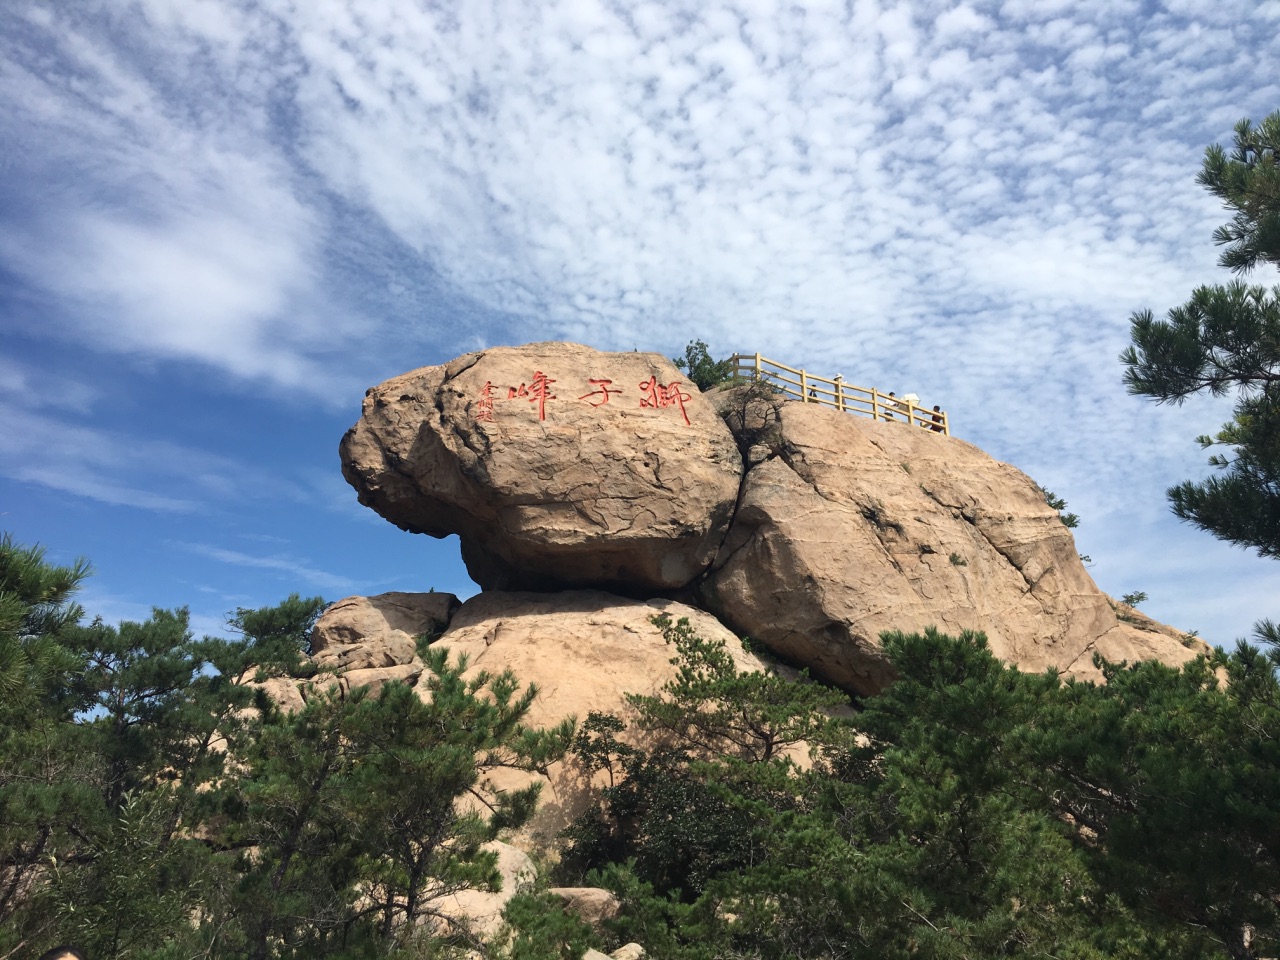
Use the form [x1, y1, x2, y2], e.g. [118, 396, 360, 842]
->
[428, 840, 537, 937]
[428, 590, 773, 840]
[276, 589, 771, 841]
[334, 343, 1206, 699]
[585, 946, 646, 960]
[311, 591, 457, 671]
[427, 590, 764, 732]
[341, 343, 742, 593]
[703, 386, 1207, 695]
[547, 887, 621, 926]
[264, 342, 1214, 953]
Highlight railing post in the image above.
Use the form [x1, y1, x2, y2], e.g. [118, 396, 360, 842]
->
[736, 356, 951, 436]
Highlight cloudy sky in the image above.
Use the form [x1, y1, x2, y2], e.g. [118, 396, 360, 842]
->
[2, 0, 1277, 644]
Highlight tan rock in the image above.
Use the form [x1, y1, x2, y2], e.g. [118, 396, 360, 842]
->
[1072, 602, 1212, 683]
[704, 388, 1204, 696]
[244, 676, 307, 714]
[427, 590, 777, 842]
[312, 592, 458, 667]
[611, 945, 646, 960]
[429, 840, 536, 937]
[430, 590, 766, 731]
[340, 343, 743, 592]
[547, 887, 621, 926]
[332, 663, 423, 697]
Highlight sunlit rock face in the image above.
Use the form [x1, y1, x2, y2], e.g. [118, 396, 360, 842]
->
[336, 343, 1207, 702]
[310, 592, 458, 669]
[701, 387, 1207, 696]
[340, 342, 742, 593]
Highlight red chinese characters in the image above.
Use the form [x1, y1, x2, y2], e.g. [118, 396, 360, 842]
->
[473, 381, 496, 423]
[577, 378, 622, 407]
[472, 371, 693, 425]
[638, 376, 692, 425]
[506, 371, 557, 421]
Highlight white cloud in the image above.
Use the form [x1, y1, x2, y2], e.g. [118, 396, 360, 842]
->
[0, 2, 369, 396]
[181, 542, 361, 594]
[0, 357, 97, 413]
[0, 398, 310, 514]
[3, 0, 1279, 635]
[934, 4, 993, 37]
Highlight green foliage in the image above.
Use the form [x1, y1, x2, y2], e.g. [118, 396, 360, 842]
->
[1040, 486, 1082, 529]
[16, 530, 1280, 960]
[1200, 113, 1280, 275]
[1121, 590, 1149, 607]
[43, 789, 212, 960]
[228, 592, 327, 678]
[558, 617, 849, 900]
[629, 615, 849, 763]
[672, 340, 735, 391]
[493, 892, 601, 960]
[217, 649, 572, 958]
[0, 532, 572, 960]
[559, 620, 1280, 960]
[1121, 112, 1280, 561]
[948, 551, 967, 566]
[0, 532, 90, 709]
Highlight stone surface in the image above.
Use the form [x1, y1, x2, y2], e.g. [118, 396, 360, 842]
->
[311, 592, 458, 668]
[245, 676, 306, 714]
[340, 343, 743, 592]
[338, 663, 423, 695]
[703, 387, 1209, 696]
[429, 840, 536, 937]
[547, 887, 621, 926]
[429, 590, 767, 733]
[427, 590, 777, 842]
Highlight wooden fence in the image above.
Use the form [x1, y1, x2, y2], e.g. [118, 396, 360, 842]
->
[727, 353, 950, 436]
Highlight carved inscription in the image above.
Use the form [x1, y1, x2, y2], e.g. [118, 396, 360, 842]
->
[505, 371, 557, 421]
[638, 375, 692, 426]
[474, 381, 496, 422]
[578, 378, 622, 407]
[472, 372, 693, 426]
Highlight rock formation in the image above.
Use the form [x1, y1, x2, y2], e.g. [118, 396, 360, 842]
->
[341, 342, 742, 593]
[702, 387, 1204, 694]
[306, 341, 1214, 940]
[299, 589, 770, 840]
[338, 342, 1206, 700]
[426, 591, 765, 735]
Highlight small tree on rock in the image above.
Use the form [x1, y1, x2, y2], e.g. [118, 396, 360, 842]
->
[672, 340, 735, 391]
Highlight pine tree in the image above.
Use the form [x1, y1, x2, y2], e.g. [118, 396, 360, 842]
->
[0, 534, 94, 953]
[1121, 112, 1280, 561]
[672, 340, 735, 391]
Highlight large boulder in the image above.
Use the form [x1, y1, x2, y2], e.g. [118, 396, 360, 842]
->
[257, 588, 781, 847]
[427, 590, 777, 842]
[311, 591, 459, 671]
[341, 343, 743, 593]
[428, 839, 536, 937]
[703, 387, 1208, 697]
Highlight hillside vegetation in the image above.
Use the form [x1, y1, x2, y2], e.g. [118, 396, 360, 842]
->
[4, 532, 1280, 960]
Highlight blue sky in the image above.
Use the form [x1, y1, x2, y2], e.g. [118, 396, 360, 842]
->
[2, 0, 1278, 645]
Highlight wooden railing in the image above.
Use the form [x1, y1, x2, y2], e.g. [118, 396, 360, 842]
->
[728, 353, 950, 436]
